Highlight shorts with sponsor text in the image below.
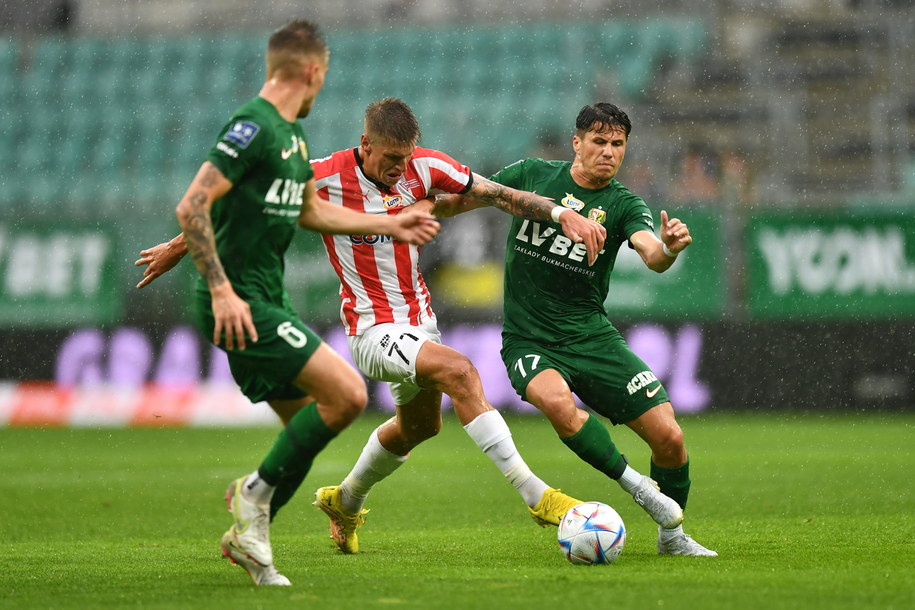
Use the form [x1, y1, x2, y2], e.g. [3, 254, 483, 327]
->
[195, 294, 321, 404]
[501, 328, 669, 425]
[347, 318, 441, 406]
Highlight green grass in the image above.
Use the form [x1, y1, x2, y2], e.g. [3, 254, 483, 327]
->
[2, 412, 914, 609]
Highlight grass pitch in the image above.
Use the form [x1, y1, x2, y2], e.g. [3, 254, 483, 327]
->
[2, 412, 913, 609]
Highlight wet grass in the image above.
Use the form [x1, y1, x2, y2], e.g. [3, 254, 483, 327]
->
[2, 411, 913, 609]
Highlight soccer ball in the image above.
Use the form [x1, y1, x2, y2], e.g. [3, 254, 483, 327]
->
[557, 501, 626, 565]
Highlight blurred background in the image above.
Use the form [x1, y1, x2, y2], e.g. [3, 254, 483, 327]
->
[1, 0, 913, 425]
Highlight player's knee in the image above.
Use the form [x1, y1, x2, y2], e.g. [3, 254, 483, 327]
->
[335, 383, 368, 423]
[435, 354, 480, 394]
[653, 425, 686, 463]
[535, 390, 576, 422]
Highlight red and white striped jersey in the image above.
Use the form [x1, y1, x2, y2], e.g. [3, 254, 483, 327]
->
[312, 147, 473, 335]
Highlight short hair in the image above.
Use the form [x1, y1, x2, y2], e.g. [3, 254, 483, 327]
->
[364, 98, 422, 145]
[575, 103, 632, 138]
[266, 19, 328, 78]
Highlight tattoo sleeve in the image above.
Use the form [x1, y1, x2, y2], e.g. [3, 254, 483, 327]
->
[180, 168, 227, 288]
[469, 178, 555, 220]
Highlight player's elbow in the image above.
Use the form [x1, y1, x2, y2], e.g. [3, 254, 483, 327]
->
[175, 201, 191, 229]
[644, 253, 674, 273]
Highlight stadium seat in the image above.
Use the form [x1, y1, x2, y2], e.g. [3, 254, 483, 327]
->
[6, 21, 714, 217]
[0, 37, 17, 71]
[0, 38, 18, 105]
[903, 158, 915, 194]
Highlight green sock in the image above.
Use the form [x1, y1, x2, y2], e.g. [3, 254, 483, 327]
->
[267, 467, 309, 521]
[650, 458, 691, 511]
[561, 414, 628, 480]
[257, 402, 337, 520]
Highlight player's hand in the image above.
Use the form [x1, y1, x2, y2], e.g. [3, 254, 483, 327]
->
[135, 241, 186, 288]
[390, 209, 441, 245]
[210, 283, 258, 351]
[558, 210, 607, 266]
[660, 210, 692, 255]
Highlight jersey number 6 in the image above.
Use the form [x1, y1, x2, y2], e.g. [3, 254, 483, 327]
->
[277, 321, 308, 348]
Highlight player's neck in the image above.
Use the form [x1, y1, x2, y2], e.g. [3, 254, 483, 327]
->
[258, 80, 311, 123]
[570, 161, 611, 190]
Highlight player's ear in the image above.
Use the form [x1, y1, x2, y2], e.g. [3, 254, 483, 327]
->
[302, 60, 318, 83]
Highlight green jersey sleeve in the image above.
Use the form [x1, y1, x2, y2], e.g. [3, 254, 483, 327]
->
[489, 158, 528, 188]
[206, 115, 268, 184]
[618, 189, 656, 244]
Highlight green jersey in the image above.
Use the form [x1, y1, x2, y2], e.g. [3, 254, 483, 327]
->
[491, 158, 654, 345]
[200, 96, 314, 306]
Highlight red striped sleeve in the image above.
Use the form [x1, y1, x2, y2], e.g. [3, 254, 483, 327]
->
[415, 147, 473, 194]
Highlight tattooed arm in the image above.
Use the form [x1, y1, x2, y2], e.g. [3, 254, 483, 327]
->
[434, 173, 607, 265]
[175, 161, 257, 350]
[465, 174, 559, 219]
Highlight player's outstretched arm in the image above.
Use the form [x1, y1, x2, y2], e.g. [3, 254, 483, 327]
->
[461, 174, 607, 265]
[632, 210, 692, 273]
[176, 162, 257, 351]
[135, 234, 188, 288]
[297, 179, 440, 245]
[426, 193, 486, 218]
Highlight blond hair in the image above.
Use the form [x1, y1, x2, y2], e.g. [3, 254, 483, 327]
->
[265, 19, 328, 79]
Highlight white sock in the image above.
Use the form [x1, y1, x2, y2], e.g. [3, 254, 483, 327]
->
[340, 427, 408, 513]
[463, 410, 549, 507]
[242, 471, 275, 505]
[617, 465, 643, 494]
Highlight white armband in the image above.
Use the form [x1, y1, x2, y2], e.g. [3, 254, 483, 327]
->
[550, 206, 565, 223]
[662, 243, 678, 258]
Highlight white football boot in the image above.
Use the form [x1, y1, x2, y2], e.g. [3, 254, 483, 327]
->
[658, 526, 718, 557]
[630, 475, 684, 529]
[219, 477, 291, 586]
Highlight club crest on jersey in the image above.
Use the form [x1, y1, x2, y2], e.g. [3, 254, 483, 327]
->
[382, 193, 406, 209]
[560, 193, 585, 211]
[588, 206, 607, 224]
[281, 136, 307, 161]
[400, 178, 421, 192]
[224, 121, 260, 149]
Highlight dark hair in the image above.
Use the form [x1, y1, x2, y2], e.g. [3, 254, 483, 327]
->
[364, 97, 422, 144]
[575, 103, 632, 138]
[266, 19, 328, 75]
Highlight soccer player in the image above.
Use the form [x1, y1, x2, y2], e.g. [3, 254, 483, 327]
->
[138, 97, 609, 556]
[137, 21, 440, 586]
[431, 102, 717, 556]
[309, 98, 608, 553]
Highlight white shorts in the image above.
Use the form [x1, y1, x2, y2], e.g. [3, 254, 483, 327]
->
[347, 318, 442, 406]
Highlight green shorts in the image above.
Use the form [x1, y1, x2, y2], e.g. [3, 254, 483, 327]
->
[501, 328, 669, 425]
[195, 293, 322, 403]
